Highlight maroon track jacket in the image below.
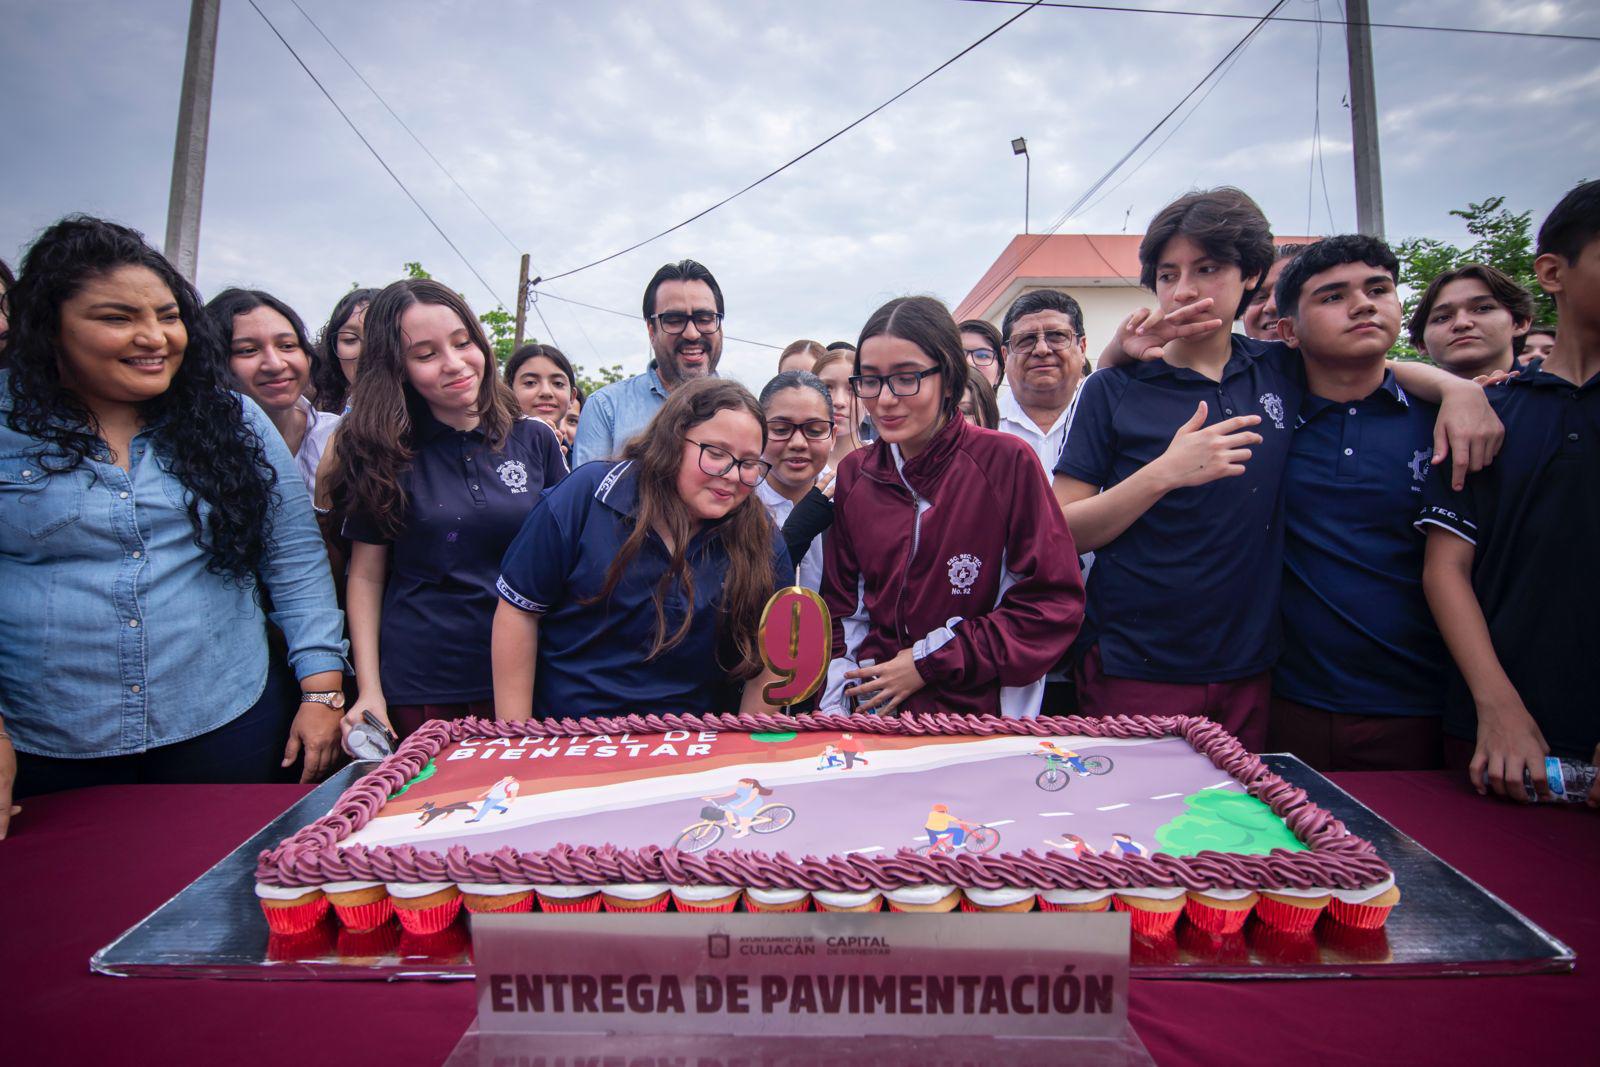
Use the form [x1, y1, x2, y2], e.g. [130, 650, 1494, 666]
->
[819, 414, 1085, 717]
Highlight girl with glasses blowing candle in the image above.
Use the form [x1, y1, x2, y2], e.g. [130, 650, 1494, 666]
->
[818, 297, 1084, 719]
[493, 378, 794, 720]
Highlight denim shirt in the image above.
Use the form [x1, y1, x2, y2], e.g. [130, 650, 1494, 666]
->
[569, 362, 671, 467]
[0, 383, 348, 758]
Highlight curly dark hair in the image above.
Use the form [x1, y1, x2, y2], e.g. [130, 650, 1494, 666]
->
[4, 215, 278, 581]
[311, 287, 377, 414]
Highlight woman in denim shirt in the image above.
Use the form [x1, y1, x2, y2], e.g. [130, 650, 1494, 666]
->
[0, 217, 347, 826]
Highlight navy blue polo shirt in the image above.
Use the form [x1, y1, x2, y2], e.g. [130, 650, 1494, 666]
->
[1055, 335, 1302, 682]
[496, 460, 795, 718]
[345, 412, 567, 704]
[1276, 371, 1446, 716]
[1417, 367, 1600, 760]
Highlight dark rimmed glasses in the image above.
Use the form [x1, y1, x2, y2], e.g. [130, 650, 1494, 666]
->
[650, 310, 724, 334]
[767, 419, 835, 441]
[687, 438, 771, 486]
[964, 347, 998, 366]
[848, 366, 941, 399]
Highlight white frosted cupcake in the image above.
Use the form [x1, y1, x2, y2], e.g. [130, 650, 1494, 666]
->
[457, 882, 536, 914]
[531, 882, 601, 913]
[813, 889, 883, 913]
[601, 882, 671, 912]
[321, 879, 392, 931]
[885, 884, 961, 913]
[960, 886, 1037, 913]
[255, 882, 329, 934]
[744, 886, 812, 913]
[386, 881, 462, 935]
[1039, 887, 1113, 913]
[670, 884, 742, 913]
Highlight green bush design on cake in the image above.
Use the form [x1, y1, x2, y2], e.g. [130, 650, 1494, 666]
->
[1155, 790, 1307, 856]
[393, 759, 437, 798]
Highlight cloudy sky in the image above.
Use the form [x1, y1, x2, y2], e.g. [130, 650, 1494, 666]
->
[4, 0, 1596, 388]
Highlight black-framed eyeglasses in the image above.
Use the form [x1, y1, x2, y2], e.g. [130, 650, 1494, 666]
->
[650, 310, 724, 334]
[1008, 330, 1079, 353]
[687, 438, 771, 486]
[767, 419, 835, 441]
[964, 347, 998, 366]
[849, 366, 941, 399]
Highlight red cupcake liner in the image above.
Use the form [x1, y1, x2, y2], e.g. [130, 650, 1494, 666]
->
[1328, 898, 1394, 930]
[259, 895, 330, 934]
[671, 896, 740, 913]
[1255, 895, 1327, 934]
[1129, 931, 1180, 966]
[394, 895, 463, 935]
[1247, 923, 1321, 965]
[1112, 896, 1184, 937]
[1038, 898, 1111, 913]
[603, 893, 670, 912]
[1184, 897, 1254, 935]
[1177, 923, 1251, 965]
[332, 896, 394, 932]
[464, 893, 534, 915]
[399, 923, 471, 962]
[535, 892, 602, 913]
[1319, 922, 1392, 963]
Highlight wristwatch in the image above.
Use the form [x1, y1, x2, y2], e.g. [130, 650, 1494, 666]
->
[301, 690, 347, 710]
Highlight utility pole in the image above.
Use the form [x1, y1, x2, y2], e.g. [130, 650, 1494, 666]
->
[164, 0, 221, 282]
[1345, 0, 1385, 239]
[513, 253, 530, 350]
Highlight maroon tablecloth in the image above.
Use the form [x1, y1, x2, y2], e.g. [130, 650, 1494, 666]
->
[2, 772, 1592, 1066]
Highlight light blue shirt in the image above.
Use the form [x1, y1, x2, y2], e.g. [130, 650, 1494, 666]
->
[570, 362, 670, 467]
[0, 383, 348, 758]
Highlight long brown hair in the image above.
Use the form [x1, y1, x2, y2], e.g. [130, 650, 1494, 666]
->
[326, 278, 519, 537]
[593, 378, 775, 678]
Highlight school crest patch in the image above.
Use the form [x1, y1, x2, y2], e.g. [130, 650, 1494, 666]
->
[496, 459, 529, 493]
[1409, 448, 1432, 489]
[1258, 392, 1286, 430]
[947, 554, 981, 595]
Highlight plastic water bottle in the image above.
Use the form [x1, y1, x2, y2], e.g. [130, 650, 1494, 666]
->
[1522, 757, 1598, 803]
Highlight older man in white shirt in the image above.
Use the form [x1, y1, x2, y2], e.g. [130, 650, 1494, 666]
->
[995, 290, 1091, 475]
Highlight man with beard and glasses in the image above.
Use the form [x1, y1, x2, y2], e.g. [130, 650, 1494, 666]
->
[571, 259, 726, 466]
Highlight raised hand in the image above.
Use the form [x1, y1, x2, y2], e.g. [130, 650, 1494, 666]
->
[1150, 402, 1263, 489]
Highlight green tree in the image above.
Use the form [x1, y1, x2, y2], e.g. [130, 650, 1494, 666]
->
[1154, 790, 1306, 856]
[574, 362, 627, 399]
[1391, 196, 1555, 361]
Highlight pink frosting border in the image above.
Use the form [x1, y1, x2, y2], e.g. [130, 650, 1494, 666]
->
[256, 713, 1393, 894]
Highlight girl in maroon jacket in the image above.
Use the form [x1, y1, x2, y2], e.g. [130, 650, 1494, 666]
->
[819, 297, 1084, 718]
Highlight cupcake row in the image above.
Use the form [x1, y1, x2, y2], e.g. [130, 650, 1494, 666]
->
[256, 877, 1398, 937]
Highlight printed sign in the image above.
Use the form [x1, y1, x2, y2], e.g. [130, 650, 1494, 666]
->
[472, 911, 1129, 1038]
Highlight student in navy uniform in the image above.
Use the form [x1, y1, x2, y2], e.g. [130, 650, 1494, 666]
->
[1409, 263, 1536, 379]
[327, 279, 566, 741]
[492, 379, 793, 720]
[1267, 235, 1450, 770]
[1060, 188, 1503, 750]
[1420, 181, 1600, 806]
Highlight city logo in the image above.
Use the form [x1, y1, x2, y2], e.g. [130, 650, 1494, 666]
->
[1258, 392, 1286, 430]
[497, 459, 530, 493]
[707, 933, 730, 959]
[947, 554, 981, 595]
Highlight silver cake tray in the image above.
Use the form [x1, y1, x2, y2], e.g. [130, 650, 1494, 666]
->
[91, 755, 1575, 981]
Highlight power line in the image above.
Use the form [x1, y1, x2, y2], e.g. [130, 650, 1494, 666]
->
[244, 0, 508, 309]
[962, 0, 1290, 317]
[536, 0, 1047, 283]
[1305, 0, 1337, 235]
[285, 0, 529, 259]
[952, 0, 1600, 44]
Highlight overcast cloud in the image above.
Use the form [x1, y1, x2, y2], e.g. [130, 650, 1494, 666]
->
[3, 0, 1597, 387]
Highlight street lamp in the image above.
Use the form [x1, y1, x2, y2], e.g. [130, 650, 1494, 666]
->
[1011, 137, 1030, 234]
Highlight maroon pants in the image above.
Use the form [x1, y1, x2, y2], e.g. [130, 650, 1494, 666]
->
[1076, 646, 1270, 752]
[1266, 696, 1444, 772]
[387, 700, 494, 741]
